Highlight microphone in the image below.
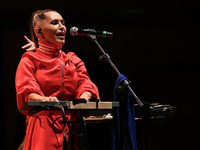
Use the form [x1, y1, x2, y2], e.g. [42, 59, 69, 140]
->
[70, 27, 113, 38]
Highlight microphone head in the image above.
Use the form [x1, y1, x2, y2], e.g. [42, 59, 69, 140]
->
[70, 27, 78, 36]
[70, 26, 113, 38]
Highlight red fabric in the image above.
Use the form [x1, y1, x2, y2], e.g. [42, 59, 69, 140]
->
[15, 41, 99, 150]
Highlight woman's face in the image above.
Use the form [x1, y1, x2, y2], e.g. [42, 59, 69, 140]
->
[37, 11, 67, 46]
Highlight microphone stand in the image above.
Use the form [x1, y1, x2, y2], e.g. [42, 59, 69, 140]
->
[89, 35, 143, 107]
[89, 34, 143, 150]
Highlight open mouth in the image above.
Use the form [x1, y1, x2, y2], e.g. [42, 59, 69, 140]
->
[56, 32, 65, 39]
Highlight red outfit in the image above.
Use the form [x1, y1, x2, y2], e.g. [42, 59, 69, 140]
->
[15, 41, 99, 150]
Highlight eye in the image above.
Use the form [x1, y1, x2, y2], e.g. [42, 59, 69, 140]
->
[61, 20, 66, 26]
[51, 20, 59, 25]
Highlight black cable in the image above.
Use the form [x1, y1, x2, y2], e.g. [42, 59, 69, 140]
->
[48, 105, 85, 136]
[53, 105, 68, 134]
[47, 105, 88, 149]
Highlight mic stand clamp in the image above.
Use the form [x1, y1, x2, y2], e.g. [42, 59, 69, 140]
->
[99, 53, 110, 61]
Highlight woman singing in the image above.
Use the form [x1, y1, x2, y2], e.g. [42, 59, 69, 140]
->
[15, 9, 99, 150]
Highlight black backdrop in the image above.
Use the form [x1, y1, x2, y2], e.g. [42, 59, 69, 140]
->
[1, 0, 200, 149]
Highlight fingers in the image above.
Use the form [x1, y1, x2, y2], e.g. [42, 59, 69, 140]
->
[43, 96, 59, 102]
[26, 46, 36, 51]
[49, 96, 59, 102]
[24, 35, 32, 43]
[22, 35, 36, 51]
[22, 43, 32, 49]
[79, 91, 92, 101]
[28, 93, 59, 102]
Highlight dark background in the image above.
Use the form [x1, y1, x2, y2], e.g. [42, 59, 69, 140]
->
[1, 0, 200, 149]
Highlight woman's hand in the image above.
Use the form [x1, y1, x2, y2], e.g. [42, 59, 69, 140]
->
[28, 93, 59, 102]
[79, 91, 92, 101]
[22, 36, 36, 51]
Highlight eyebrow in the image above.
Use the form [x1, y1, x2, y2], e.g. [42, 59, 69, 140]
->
[51, 19, 65, 22]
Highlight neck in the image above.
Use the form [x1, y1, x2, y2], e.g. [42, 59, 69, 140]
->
[37, 41, 62, 57]
[38, 40, 62, 51]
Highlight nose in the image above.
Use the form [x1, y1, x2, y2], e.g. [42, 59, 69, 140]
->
[59, 22, 66, 31]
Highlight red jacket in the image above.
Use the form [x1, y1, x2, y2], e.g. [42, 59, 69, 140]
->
[15, 41, 99, 150]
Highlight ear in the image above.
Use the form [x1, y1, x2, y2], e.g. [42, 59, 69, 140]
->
[34, 28, 44, 40]
[34, 28, 40, 35]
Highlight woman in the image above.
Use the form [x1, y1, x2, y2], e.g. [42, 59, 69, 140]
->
[15, 9, 99, 150]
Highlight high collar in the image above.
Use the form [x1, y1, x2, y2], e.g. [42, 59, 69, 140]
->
[37, 41, 62, 58]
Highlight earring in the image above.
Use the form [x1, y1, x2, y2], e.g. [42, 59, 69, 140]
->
[38, 29, 42, 34]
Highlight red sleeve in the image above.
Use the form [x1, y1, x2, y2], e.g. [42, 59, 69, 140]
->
[69, 52, 100, 99]
[15, 53, 44, 113]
